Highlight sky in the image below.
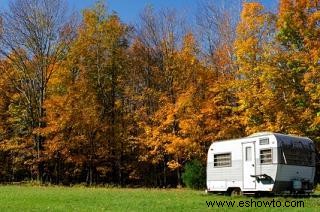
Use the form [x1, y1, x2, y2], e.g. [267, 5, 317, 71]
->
[0, 0, 279, 24]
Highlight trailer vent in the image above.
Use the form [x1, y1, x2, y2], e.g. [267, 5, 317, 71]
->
[259, 138, 269, 145]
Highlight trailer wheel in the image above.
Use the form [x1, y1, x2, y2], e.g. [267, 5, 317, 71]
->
[230, 188, 242, 196]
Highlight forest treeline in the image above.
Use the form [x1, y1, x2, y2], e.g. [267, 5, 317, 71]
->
[0, 0, 319, 186]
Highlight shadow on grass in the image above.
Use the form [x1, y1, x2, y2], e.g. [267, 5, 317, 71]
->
[203, 191, 320, 199]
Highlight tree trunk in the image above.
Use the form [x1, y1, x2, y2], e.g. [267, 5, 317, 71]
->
[177, 167, 181, 187]
[163, 159, 167, 188]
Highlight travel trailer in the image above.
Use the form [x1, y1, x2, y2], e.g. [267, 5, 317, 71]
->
[206, 132, 317, 195]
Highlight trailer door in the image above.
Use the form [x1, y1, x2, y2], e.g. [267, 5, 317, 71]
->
[242, 142, 256, 189]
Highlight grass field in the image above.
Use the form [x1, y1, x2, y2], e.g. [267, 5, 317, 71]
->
[0, 186, 320, 211]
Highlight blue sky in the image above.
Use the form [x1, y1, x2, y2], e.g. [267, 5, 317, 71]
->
[0, 0, 278, 24]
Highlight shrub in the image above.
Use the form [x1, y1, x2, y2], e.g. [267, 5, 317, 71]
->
[182, 160, 206, 189]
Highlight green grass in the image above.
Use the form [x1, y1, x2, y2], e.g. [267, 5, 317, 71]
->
[0, 186, 319, 211]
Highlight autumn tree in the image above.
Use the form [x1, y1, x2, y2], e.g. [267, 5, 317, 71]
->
[277, 0, 320, 139]
[196, 0, 238, 66]
[0, 58, 35, 181]
[0, 0, 74, 181]
[130, 7, 194, 186]
[0, 0, 318, 187]
[43, 65, 107, 185]
[42, 2, 132, 185]
[129, 4, 245, 187]
[234, 2, 280, 134]
[234, 0, 320, 138]
[195, 0, 243, 141]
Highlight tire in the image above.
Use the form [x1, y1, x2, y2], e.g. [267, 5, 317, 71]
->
[255, 192, 262, 197]
[230, 188, 242, 196]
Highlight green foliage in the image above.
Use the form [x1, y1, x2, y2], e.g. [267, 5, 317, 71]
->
[182, 160, 206, 189]
[277, 23, 304, 50]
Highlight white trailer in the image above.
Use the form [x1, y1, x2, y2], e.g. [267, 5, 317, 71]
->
[206, 132, 316, 195]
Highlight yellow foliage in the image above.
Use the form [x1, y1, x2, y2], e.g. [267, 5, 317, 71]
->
[167, 160, 181, 170]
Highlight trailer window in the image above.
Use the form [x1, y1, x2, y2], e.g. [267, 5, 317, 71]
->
[245, 147, 252, 161]
[280, 141, 314, 166]
[260, 149, 272, 164]
[214, 153, 231, 167]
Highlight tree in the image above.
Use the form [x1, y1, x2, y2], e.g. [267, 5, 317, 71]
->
[0, 58, 34, 182]
[234, 2, 280, 134]
[182, 160, 205, 189]
[0, 0, 74, 181]
[131, 7, 187, 186]
[196, 1, 242, 141]
[0, 0, 318, 187]
[43, 2, 131, 185]
[277, 0, 320, 139]
[196, 0, 238, 67]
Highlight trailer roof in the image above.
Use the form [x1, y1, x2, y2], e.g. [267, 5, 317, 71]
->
[210, 132, 312, 144]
